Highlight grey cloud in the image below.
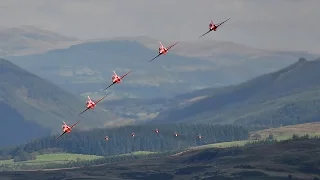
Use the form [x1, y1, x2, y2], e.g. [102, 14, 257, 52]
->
[0, 0, 319, 53]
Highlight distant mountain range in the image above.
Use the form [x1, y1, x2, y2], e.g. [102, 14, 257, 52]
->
[2, 26, 320, 134]
[110, 36, 317, 62]
[151, 58, 320, 129]
[0, 25, 82, 57]
[0, 58, 115, 147]
[5, 28, 318, 99]
[6, 40, 215, 98]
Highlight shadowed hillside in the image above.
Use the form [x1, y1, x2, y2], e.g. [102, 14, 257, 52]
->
[0, 58, 114, 147]
[0, 101, 49, 147]
[151, 58, 320, 129]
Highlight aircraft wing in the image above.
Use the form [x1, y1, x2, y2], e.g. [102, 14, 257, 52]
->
[216, 18, 230, 28]
[94, 93, 110, 105]
[78, 107, 90, 116]
[167, 42, 179, 51]
[56, 131, 67, 140]
[199, 30, 211, 38]
[120, 70, 133, 79]
[103, 82, 115, 91]
[71, 119, 81, 128]
[149, 53, 161, 62]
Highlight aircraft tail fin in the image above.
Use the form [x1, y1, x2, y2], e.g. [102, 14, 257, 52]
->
[159, 42, 164, 48]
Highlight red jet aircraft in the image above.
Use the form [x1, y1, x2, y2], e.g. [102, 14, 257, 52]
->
[174, 132, 179, 137]
[103, 70, 132, 91]
[154, 128, 159, 133]
[199, 18, 230, 38]
[78, 94, 109, 115]
[149, 41, 179, 62]
[56, 120, 81, 140]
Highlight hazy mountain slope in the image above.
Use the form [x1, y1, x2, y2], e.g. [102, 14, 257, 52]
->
[111, 36, 318, 65]
[151, 58, 320, 129]
[0, 58, 115, 147]
[0, 26, 82, 56]
[6, 39, 316, 99]
[6, 40, 218, 98]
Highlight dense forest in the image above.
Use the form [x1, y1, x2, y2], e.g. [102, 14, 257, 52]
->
[0, 124, 248, 160]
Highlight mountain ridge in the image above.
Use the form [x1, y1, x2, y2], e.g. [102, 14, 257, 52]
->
[0, 25, 82, 57]
[150, 57, 320, 129]
[6, 39, 316, 99]
[0, 58, 116, 147]
[105, 36, 319, 61]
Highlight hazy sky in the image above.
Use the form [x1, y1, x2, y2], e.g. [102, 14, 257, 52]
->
[0, 0, 319, 53]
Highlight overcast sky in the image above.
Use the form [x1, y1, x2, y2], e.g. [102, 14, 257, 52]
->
[0, 0, 319, 53]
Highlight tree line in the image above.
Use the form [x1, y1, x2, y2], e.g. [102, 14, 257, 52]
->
[0, 124, 249, 160]
[2, 134, 318, 171]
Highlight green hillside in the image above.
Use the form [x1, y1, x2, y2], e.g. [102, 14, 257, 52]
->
[0, 58, 114, 147]
[152, 58, 320, 129]
[250, 122, 320, 140]
[0, 153, 103, 166]
[0, 137, 318, 180]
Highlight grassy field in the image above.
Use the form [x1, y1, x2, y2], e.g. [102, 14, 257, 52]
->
[0, 153, 103, 166]
[129, 151, 156, 156]
[186, 122, 320, 151]
[0, 151, 157, 170]
[250, 122, 320, 140]
[1, 138, 319, 180]
[190, 139, 253, 150]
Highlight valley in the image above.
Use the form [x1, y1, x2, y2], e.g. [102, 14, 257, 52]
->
[5, 34, 318, 99]
[0, 24, 319, 180]
[100, 58, 320, 129]
[151, 58, 320, 129]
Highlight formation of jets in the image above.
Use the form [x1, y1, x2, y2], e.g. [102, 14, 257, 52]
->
[56, 18, 231, 140]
